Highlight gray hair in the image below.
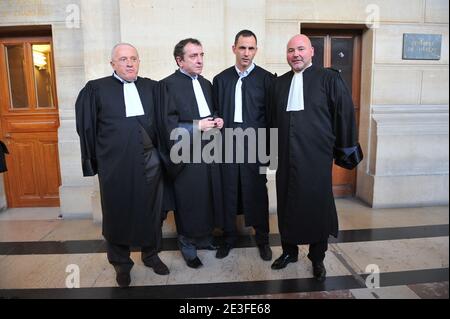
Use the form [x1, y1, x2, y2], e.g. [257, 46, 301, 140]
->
[111, 43, 139, 61]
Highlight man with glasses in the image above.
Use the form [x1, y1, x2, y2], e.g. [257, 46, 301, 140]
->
[75, 43, 171, 287]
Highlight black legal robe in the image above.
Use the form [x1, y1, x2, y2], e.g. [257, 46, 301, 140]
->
[269, 65, 363, 244]
[75, 75, 169, 247]
[0, 140, 8, 173]
[161, 70, 223, 238]
[213, 66, 275, 229]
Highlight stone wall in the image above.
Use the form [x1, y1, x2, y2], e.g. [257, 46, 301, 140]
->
[0, 0, 448, 217]
[264, 0, 449, 207]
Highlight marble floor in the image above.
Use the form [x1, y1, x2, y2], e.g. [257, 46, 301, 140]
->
[0, 198, 448, 299]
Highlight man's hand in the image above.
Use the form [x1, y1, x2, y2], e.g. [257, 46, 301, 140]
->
[214, 117, 224, 129]
[198, 117, 216, 131]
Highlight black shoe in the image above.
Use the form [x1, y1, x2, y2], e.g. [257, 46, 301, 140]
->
[202, 244, 218, 251]
[216, 244, 232, 259]
[186, 257, 203, 269]
[115, 271, 131, 288]
[312, 261, 326, 282]
[258, 244, 272, 261]
[143, 255, 170, 275]
[271, 253, 298, 270]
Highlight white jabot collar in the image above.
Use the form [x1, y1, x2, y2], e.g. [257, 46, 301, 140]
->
[113, 72, 145, 117]
[233, 63, 256, 123]
[286, 63, 312, 112]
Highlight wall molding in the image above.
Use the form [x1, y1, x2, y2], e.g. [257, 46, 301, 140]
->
[372, 105, 449, 136]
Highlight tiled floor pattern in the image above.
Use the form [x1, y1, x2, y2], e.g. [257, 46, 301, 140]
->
[0, 198, 448, 299]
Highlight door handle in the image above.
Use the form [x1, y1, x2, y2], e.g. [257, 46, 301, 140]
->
[4, 133, 11, 139]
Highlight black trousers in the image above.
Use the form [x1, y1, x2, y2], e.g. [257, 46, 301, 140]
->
[281, 241, 328, 263]
[106, 242, 159, 273]
[224, 226, 269, 246]
[223, 167, 269, 247]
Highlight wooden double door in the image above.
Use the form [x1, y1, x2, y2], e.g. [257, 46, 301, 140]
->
[0, 35, 61, 207]
[303, 29, 362, 197]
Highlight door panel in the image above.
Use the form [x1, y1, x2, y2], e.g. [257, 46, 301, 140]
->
[304, 30, 362, 197]
[331, 37, 354, 94]
[0, 35, 60, 207]
[4, 131, 60, 207]
[39, 138, 61, 199]
[15, 140, 39, 196]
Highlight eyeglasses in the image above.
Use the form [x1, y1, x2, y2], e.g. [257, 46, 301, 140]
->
[115, 57, 139, 65]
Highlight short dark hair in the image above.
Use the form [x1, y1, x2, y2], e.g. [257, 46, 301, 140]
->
[234, 30, 257, 45]
[173, 38, 202, 66]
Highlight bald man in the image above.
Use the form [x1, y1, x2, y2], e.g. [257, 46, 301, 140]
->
[268, 35, 363, 281]
[76, 43, 172, 287]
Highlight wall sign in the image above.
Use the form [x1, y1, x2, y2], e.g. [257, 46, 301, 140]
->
[403, 33, 442, 60]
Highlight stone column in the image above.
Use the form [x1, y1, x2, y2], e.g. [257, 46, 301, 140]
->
[356, 19, 449, 208]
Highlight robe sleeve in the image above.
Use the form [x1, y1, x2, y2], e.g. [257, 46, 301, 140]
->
[264, 75, 277, 171]
[177, 122, 195, 136]
[176, 117, 201, 141]
[154, 81, 185, 179]
[75, 81, 98, 176]
[212, 76, 222, 118]
[264, 72, 277, 128]
[327, 70, 363, 170]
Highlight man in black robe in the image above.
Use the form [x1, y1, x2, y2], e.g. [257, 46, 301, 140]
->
[75, 43, 170, 287]
[161, 39, 224, 269]
[269, 35, 363, 281]
[213, 30, 275, 261]
[0, 140, 8, 173]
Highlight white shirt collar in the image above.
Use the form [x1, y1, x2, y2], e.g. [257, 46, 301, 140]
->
[235, 63, 256, 78]
[113, 72, 137, 83]
[293, 62, 313, 75]
[179, 68, 198, 80]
